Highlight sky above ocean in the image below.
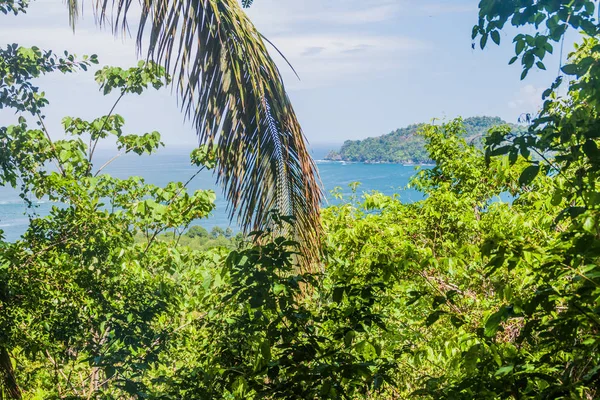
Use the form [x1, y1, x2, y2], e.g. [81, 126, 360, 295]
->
[0, 0, 580, 149]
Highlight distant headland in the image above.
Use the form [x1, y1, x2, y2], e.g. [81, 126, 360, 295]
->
[325, 116, 525, 164]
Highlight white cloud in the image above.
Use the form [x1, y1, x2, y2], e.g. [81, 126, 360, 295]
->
[246, 0, 474, 33]
[266, 34, 429, 89]
[1, 0, 433, 90]
[0, 0, 147, 68]
[419, 2, 477, 15]
[0, 26, 139, 67]
[245, 0, 407, 34]
[317, 3, 402, 24]
[508, 85, 544, 112]
[243, 0, 434, 89]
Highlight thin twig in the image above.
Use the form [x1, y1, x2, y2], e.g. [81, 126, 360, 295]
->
[44, 350, 81, 396]
[169, 166, 205, 205]
[87, 90, 126, 173]
[36, 112, 65, 175]
[94, 152, 122, 176]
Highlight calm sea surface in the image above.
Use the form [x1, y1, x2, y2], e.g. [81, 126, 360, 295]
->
[0, 146, 426, 242]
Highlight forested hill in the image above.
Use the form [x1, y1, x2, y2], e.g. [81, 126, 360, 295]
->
[325, 116, 523, 164]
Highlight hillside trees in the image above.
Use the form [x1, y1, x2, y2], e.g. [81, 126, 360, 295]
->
[322, 119, 549, 398]
[3, 44, 597, 396]
[1, 0, 600, 398]
[0, 48, 221, 397]
[0, 45, 394, 399]
[447, 0, 600, 397]
[327, 116, 524, 164]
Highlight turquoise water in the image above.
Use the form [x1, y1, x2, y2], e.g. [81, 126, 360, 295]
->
[0, 147, 425, 242]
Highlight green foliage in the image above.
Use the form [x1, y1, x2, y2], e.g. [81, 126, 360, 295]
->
[323, 114, 598, 398]
[0, 0, 29, 16]
[2, 1, 600, 399]
[95, 61, 171, 96]
[474, 0, 598, 78]
[0, 53, 219, 398]
[321, 19, 600, 396]
[0, 44, 97, 115]
[155, 232, 393, 399]
[190, 145, 217, 169]
[186, 225, 210, 239]
[0, 38, 393, 400]
[469, 32, 600, 400]
[327, 116, 525, 164]
[139, 225, 243, 252]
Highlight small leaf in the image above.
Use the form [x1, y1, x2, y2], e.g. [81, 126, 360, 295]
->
[509, 150, 518, 165]
[519, 165, 540, 186]
[583, 216, 596, 233]
[489, 145, 512, 156]
[260, 341, 271, 360]
[373, 375, 384, 390]
[491, 30, 500, 45]
[432, 295, 446, 309]
[583, 140, 600, 160]
[273, 283, 285, 295]
[480, 33, 488, 49]
[495, 365, 514, 376]
[105, 366, 115, 379]
[451, 316, 464, 328]
[344, 330, 356, 347]
[562, 63, 579, 75]
[484, 308, 506, 337]
[333, 287, 344, 303]
[426, 310, 445, 327]
[472, 25, 479, 40]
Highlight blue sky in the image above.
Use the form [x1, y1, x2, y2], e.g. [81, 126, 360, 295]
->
[0, 0, 577, 149]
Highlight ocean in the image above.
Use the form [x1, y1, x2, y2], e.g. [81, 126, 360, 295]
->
[0, 146, 426, 242]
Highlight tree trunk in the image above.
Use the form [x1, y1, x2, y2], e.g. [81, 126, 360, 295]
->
[0, 347, 21, 399]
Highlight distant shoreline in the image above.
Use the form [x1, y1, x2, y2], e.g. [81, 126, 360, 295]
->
[316, 159, 435, 166]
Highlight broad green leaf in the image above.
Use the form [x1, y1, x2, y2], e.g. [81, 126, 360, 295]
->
[485, 308, 507, 337]
[519, 165, 540, 186]
[495, 365, 514, 376]
[491, 30, 501, 45]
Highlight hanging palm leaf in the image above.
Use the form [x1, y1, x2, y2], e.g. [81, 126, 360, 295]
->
[69, 0, 323, 258]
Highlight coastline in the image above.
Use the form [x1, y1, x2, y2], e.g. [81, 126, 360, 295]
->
[318, 159, 435, 166]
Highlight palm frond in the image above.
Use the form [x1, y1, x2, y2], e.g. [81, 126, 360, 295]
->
[65, 0, 79, 30]
[74, 0, 323, 258]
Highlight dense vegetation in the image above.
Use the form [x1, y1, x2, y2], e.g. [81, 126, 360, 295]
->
[325, 116, 525, 164]
[144, 225, 243, 251]
[2, 0, 600, 399]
